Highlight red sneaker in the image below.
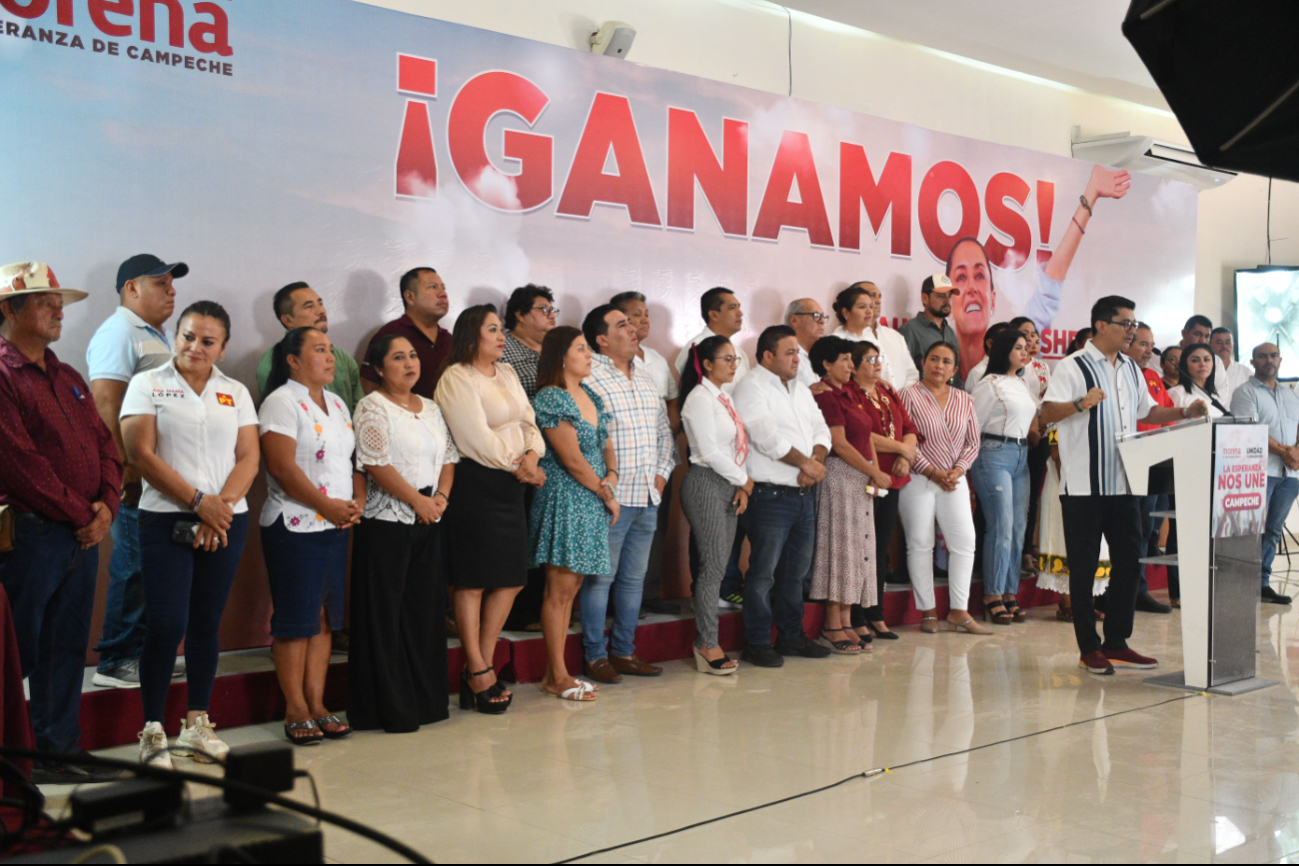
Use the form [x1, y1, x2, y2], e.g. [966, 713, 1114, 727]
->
[1079, 651, 1115, 675]
[1104, 647, 1158, 670]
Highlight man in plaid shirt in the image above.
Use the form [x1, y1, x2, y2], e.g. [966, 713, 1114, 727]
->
[579, 304, 675, 684]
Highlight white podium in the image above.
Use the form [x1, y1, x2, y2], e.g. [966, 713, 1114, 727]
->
[1117, 417, 1276, 694]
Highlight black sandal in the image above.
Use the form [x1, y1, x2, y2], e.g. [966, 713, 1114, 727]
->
[983, 602, 1014, 625]
[459, 668, 510, 715]
[866, 621, 899, 641]
[312, 714, 352, 740]
[284, 719, 323, 746]
[1003, 601, 1027, 623]
[818, 628, 862, 654]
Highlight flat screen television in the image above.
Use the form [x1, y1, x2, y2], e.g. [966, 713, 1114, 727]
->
[1235, 266, 1299, 381]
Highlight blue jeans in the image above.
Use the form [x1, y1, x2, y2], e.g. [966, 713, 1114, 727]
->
[581, 504, 658, 662]
[1262, 477, 1299, 586]
[968, 440, 1029, 596]
[0, 514, 97, 754]
[94, 504, 147, 672]
[740, 485, 815, 646]
[138, 511, 249, 723]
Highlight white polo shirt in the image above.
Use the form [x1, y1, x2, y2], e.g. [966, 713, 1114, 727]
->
[731, 364, 831, 486]
[121, 361, 258, 513]
[674, 326, 750, 394]
[258, 379, 356, 531]
[1042, 342, 1154, 496]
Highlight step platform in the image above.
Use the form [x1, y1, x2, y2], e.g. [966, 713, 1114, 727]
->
[72, 567, 1166, 749]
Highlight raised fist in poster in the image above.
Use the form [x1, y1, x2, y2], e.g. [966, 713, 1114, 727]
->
[947, 164, 1132, 376]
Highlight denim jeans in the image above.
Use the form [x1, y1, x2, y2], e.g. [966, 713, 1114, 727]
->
[740, 485, 815, 646]
[94, 504, 148, 672]
[0, 514, 97, 754]
[968, 441, 1029, 597]
[581, 504, 658, 662]
[1262, 476, 1299, 586]
[138, 511, 249, 723]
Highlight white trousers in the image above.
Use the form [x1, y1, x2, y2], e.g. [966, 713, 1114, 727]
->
[898, 474, 976, 611]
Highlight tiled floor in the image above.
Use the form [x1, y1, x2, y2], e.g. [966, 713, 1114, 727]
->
[45, 581, 1299, 865]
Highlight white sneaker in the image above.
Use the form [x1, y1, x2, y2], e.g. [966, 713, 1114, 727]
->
[138, 721, 173, 770]
[174, 713, 228, 764]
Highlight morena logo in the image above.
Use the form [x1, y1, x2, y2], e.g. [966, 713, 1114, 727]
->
[0, 0, 232, 56]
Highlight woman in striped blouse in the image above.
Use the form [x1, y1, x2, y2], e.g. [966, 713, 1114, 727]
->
[898, 342, 991, 635]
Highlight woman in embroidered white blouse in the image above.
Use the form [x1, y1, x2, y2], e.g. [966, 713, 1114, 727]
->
[260, 327, 365, 745]
[348, 334, 461, 732]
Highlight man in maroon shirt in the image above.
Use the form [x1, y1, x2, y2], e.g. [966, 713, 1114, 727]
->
[0, 262, 123, 784]
[360, 267, 453, 399]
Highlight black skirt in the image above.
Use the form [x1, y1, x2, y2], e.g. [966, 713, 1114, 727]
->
[347, 518, 449, 733]
[444, 458, 529, 589]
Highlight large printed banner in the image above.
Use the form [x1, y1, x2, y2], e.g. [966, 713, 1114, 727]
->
[1, 0, 1198, 382]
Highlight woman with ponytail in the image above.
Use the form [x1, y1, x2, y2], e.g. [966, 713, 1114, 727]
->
[678, 336, 751, 674]
[258, 326, 364, 743]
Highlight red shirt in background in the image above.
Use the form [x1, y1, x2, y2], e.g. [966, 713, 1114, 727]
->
[359, 314, 453, 399]
[0, 337, 122, 526]
[1138, 367, 1174, 431]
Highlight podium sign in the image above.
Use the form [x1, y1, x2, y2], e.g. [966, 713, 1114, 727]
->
[1212, 425, 1269, 538]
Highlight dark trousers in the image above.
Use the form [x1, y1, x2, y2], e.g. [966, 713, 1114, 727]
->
[854, 490, 900, 626]
[0, 514, 97, 754]
[1059, 495, 1143, 656]
[740, 485, 815, 646]
[506, 487, 544, 630]
[1136, 494, 1160, 594]
[95, 504, 147, 672]
[348, 518, 449, 733]
[138, 511, 249, 723]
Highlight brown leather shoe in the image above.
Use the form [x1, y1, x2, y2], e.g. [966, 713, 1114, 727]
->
[584, 658, 622, 684]
[610, 654, 663, 677]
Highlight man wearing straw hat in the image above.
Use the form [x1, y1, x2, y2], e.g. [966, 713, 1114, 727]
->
[0, 261, 124, 784]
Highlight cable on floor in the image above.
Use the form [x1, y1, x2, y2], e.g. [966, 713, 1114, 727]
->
[553, 691, 1205, 863]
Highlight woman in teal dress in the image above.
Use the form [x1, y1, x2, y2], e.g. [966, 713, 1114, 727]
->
[529, 327, 619, 702]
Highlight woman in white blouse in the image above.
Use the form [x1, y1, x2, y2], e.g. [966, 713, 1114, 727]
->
[969, 329, 1039, 626]
[121, 301, 260, 768]
[1169, 342, 1232, 418]
[679, 336, 750, 674]
[259, 327, 365, 745]
[435, 305, 546, 714]
[350, 334, 461, 731]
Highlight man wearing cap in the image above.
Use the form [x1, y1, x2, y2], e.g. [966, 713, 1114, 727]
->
[899, 274, 963, 387]
[86, 254, 186, 689]
[255, 281, 363, 412]
[0, 262, 124, 783]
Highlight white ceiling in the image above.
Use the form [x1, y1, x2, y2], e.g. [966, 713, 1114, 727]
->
[781, 0, 1169, 110]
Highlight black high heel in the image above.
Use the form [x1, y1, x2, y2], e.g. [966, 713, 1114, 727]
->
[865, 621, 899, 641]
[460, 668, 509, 715]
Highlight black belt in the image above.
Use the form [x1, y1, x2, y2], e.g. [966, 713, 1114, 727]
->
[981, 433, 1027, 446]
[753, 481, 813, 496]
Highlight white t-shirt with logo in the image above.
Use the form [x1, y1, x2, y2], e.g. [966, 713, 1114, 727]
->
[120, 360, 258, 514]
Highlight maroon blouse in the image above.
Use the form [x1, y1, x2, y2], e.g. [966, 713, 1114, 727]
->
[814, 383, 876, 465]
[850, 380, 920, 490]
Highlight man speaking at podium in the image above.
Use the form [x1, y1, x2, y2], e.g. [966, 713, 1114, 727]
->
[1041, 296, 1208, 676]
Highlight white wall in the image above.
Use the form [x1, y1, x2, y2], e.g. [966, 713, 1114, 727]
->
[359, 0, 1299, 334]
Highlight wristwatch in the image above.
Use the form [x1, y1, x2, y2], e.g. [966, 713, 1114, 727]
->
[1073, 398, 1085, 414]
